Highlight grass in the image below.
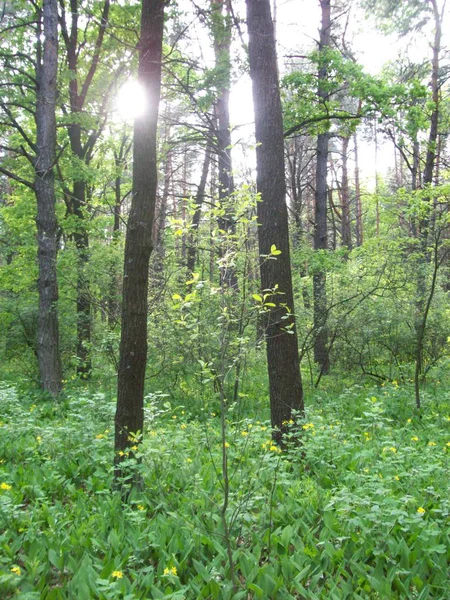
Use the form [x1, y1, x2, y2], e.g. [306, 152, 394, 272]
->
[0, 379, 450, 599]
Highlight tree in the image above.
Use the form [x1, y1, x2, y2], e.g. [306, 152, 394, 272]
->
[246, 0, 304, 442]
[35, 0, 63, 395]
[0, 0, 62, 395]
[115, 0, 165, 471]
[313, 0, 331, 375]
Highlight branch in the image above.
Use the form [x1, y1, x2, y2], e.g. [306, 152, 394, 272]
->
[0, 165, 34, 190]
[284, 112, 363, 138]
[0, 102, 37, 152]
[78, 0, 110, 110]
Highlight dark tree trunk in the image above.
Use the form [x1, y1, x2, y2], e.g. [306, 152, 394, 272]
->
[60, 0, 111, 377]
[313, 0, 331, 374]
[115, 0, 164, 465]
[246, 0, 304, 442]
[34, 0, 62, 396]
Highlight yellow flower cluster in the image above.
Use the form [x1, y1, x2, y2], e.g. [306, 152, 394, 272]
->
[163, 566, 177, 576]
[302, 423, 315, 431]
[112, 570, 123, 579]
[262, 440, 282, 453]
[0, 482, 12, 491]
[11, 566, 21, 576]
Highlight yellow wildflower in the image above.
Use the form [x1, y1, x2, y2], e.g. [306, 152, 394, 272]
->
[428, 441, 437, 446]
[302, 423, 314, 430]
[241, 431, 249, 436]
[224, 442, 230, 448]
[411, 436, 419, 442]
[137, 505, 145, 511]
[112, 570, 123, 579]
[11, 566, 21, 576]
[186, 458, 192, 463]
[131, 445, 138, 451]
[394, 475, 400, 481]
[417, 507, 426, 515]
[180, 424, 187, 430]
[446, 442, 450, 447]
[0, 483, 12, 491]
[36, 436, 42, 443]
[269, 445, 282, 453]
[172, 415, 177, 420]
[163, 566, 177, 576]
[407, 418, 412, 423]
[96, 434, 104, 439]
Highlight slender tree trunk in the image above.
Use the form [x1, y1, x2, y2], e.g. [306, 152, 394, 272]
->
[353, 132, 363, 246]
[413, 0, 443, 401]
[186, 141, 212, 277]
[313, 0, 331, 374]
[60, 0, 111, 377]
[247, 0, 304, 443]
[340, 135, 352, 252]
[212, 0, 237, 289]
[115, 0, 164, 468]
[34, 0, 62, 396]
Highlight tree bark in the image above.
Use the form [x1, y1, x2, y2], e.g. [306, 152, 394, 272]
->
[115, 0, 164, 465]
[313, 0, 331, 374]
[340, 135, 352, 252]
[34, 0, 62, 396]
[246, 0, 304, 442]
[186, 141, 212, 277]
[211, 0, 237, 289]
[60, 0, 111, 377]
[353, 132, 363, 246]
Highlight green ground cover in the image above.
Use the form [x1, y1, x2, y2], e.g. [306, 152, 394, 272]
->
[0, 381, 449, 599]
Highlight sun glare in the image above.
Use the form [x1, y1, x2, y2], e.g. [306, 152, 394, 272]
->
[115, 80, 147, 121]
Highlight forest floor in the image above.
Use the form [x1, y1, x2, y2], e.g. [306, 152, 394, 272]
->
[0, 379, 449, 599]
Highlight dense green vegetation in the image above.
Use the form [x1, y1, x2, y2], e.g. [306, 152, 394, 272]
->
[1, 0, 450, 597]
[1, 377, 450, 599]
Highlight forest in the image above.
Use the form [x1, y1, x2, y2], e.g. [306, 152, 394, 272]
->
[0, 0, 449, 598]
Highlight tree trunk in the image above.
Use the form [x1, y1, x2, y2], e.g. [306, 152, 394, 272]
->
[34, 0, 62, 396]
[353, 132, 363, 246]
[313, 0, 331, 374]
[212, 0, 237, 289]
[60, 0, 111, 377]
[115, 0, 164, 466]
[246, 0, 304, 443]
[340, 135, 352, 252]
[186, 141, 212, 277]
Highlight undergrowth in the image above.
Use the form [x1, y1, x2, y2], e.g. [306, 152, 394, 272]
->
[0, 380, 450, 599]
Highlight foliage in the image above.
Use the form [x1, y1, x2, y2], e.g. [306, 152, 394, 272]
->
[1, 381, 450, 598]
